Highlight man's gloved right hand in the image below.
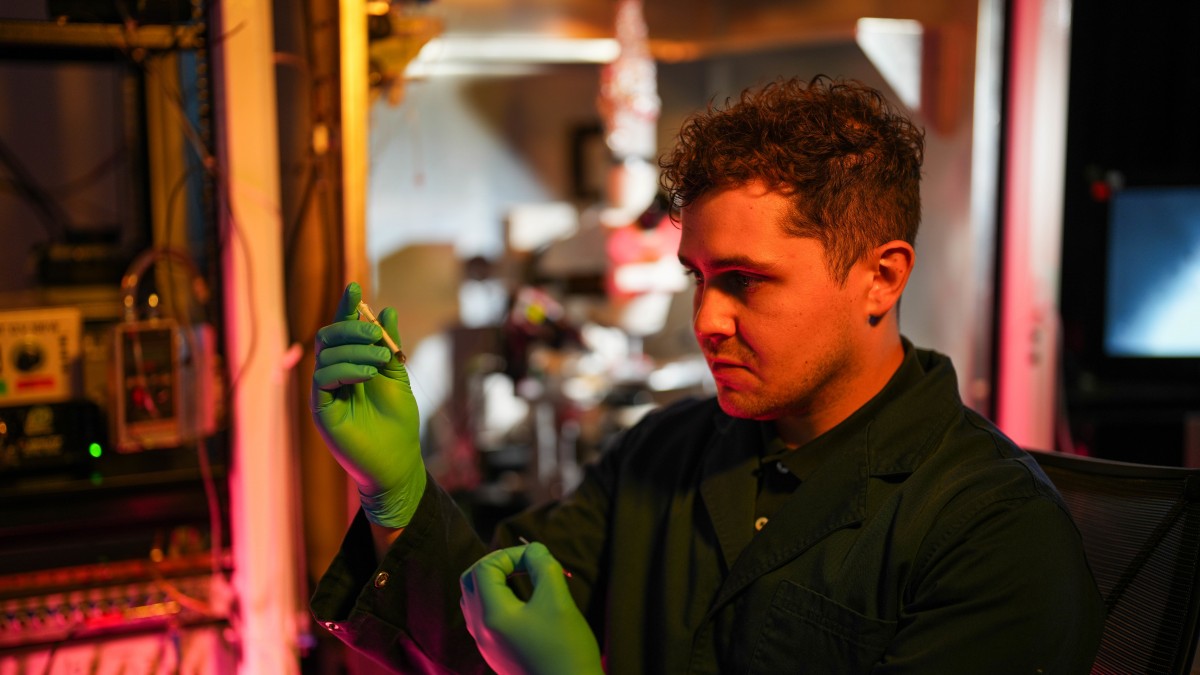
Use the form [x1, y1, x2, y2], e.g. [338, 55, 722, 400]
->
[460, 543, 604, 675]
[311, 282, 426, 529]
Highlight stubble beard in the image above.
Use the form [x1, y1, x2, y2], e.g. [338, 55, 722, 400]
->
[713, 345, 851, 425]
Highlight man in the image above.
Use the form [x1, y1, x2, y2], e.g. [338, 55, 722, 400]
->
[310, 76, 1103, 673]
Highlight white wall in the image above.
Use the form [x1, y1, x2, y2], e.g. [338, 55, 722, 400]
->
[366, 67, 604, 265]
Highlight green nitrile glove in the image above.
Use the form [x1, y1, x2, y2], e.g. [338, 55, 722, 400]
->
[459, 543, 604, 675]
[310, 282, 426, 528]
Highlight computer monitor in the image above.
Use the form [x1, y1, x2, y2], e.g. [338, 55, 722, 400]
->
[1104, 187, 1200, 358]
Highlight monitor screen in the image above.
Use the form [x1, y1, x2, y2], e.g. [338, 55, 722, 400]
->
[1104, 187, 1200, 358]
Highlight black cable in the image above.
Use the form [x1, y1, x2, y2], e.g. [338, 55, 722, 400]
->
[282, 160, 318, 286]
[135, 53, 214, 172]
[318, 159, 340, 331]
[256, 0, 342, 351]
[0, 134, 71, 239]
[43, 144, 130, 197]
[157, 152, 214, 329]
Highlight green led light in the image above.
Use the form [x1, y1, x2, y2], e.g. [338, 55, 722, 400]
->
[88, 442, 103, 458]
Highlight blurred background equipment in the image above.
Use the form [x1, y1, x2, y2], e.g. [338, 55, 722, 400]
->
[0, 307, 82, 408]
[0, 400, 104, 477]
[0, 2, 235, 670]
[112, 248, 218, 452]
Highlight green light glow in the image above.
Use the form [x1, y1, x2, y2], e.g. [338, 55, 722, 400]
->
[88, 442, 103, 458]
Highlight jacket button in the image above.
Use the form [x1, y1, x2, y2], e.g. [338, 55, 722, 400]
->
[754, 516, 769, 531]
[374, 572, 390, 588]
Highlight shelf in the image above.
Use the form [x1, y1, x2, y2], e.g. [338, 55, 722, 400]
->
[0, 19, 202, 53]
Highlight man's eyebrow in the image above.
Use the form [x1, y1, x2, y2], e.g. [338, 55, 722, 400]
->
[677, 253, 780, 271]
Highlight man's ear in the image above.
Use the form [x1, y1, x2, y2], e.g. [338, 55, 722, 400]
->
[864, 240, 914, 323]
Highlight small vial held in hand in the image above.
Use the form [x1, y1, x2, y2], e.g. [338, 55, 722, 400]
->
[357, 301, 407, 364]
[518, 536, 573, 578]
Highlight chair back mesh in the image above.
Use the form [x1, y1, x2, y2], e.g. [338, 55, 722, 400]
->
[1032, 451, 1200, 675]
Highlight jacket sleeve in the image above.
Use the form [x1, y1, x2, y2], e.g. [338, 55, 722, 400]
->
[310, 436, 624, 674]
[874, 494, 1104, 674]
[310, 471, 492, 674]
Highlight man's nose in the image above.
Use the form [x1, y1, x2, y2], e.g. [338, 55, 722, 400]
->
[693, 288, 735, 342]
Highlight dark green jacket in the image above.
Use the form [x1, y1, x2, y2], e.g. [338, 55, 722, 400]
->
[312, 347, 1103, 673]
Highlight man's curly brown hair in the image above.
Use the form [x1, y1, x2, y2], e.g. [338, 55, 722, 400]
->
[659, 75, 925, 283]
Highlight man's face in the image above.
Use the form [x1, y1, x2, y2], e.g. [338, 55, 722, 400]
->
[678, 182, 869, 424]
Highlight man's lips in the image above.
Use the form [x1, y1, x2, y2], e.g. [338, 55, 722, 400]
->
[707, 358, 752, 391]
[706, 356, 750, 371]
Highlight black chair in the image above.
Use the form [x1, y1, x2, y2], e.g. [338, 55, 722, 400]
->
[1029, 450, 1200, 675]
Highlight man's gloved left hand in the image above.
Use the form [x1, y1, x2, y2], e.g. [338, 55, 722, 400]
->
[460, 543, 604, 675]
[310, 282, 425, 529]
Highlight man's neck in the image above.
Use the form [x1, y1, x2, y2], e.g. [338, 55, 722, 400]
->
[772, 338, 907, 449]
